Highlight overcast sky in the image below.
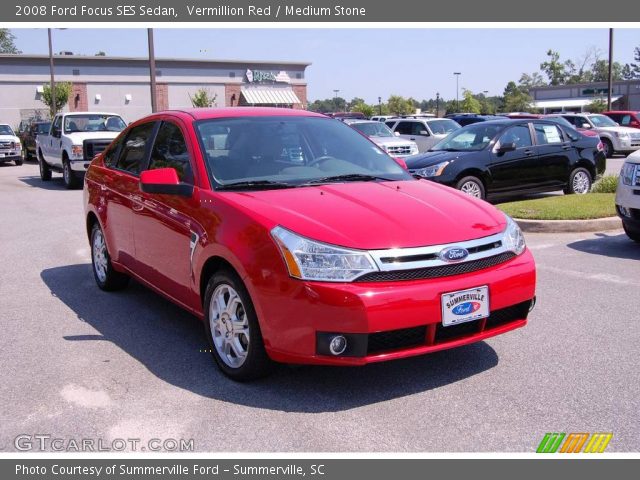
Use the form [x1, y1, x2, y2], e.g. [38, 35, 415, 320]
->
[10, 28, 640, 103]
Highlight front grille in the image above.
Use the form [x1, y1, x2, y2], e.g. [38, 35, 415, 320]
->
[435, 319, 481, 342]
[367, 326, 426, 354]
[83, 139, 113, 160]
[356, 251, 516, 282]
[387, 145, 412, 155]
[0, 141, 14, 149]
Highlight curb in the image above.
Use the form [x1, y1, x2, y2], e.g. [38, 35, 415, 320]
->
[514, 216, 622, 233]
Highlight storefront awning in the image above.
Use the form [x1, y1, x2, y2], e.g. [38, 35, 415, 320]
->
[532, 95, 622, 109]
[241, 86, 301, 105]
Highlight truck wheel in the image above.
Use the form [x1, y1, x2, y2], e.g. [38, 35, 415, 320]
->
[38, 151, 52, 181]
[203, 270, 274, 381]
[63, 158, 81, 190]
[14, 156, 23, 166]
[564, 167, 592, 194]
[602, 139, 614, 158]
[90, 223, 130, 291]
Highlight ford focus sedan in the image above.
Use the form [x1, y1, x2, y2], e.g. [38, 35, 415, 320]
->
[84, 108, 536, 381]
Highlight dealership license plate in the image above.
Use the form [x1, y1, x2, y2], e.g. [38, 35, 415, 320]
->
[441, 286, 490, 327]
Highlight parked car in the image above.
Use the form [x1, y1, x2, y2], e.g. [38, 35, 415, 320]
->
[328, 112, 366, 120]
[84, 107, 537, 380]
[37, 112, 127, 189]
[559, 113, 640, 158]
[370, 115, 397, 122]
[19, 120, 50, 161]
[348, 120, 418, 157]
[446, 114, 497, 127]
[0, 124, 23, 166]
[406, 119, 606, 200]
[616, 150, 640, 243]
[385, 117, 461, 152]
[603, 111, 640, 130]
[543, 115, 599, 138]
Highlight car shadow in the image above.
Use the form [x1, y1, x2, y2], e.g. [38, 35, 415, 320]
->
[41, 264, 500, 413]
[567, 232, 640, 260]
[18, 175, 68, 191]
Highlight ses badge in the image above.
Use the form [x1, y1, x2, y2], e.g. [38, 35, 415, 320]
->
[441, 286, 490, 327]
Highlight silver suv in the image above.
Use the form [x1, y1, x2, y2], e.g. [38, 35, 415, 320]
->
[560, 113, 640, 158]
[348, 120, 418, 157]
[385, 118, 461, 152]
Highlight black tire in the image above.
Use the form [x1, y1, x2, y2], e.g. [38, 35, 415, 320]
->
[14, 157, 23, 166]
[38, 150, 52, 181]
[623, 223, 640, 243]
[455, 175, 486, 200]
[564, 167, 592, 195]
[62, 157, 81, 190]
[90, 223, 130, 291]
[203, 270, 273, 381]
[602, 138, 614, 158]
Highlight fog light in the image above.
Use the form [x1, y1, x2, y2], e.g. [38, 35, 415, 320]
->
[618, 205, 631, 218]
[529, 296, 536, 312]
[329, 335, 347, 355]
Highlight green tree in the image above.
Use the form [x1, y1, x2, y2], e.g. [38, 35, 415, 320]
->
[189, 88, 218, 108]
[629, 46, 640, 79]
[622, 63, 634, 81]
[586, 98, 607, 113]
[41, 82, 72, 118]
[0, 29, 20, 54]
[540, 50, 567, 86]
[95, 51, 106, 56]
[386, 95, 413, 115]
[351, 102, 374, 118]
[590, 59, 623, 82]
[503, 81, 532, 113]
[459, 89, 481, 114]
[519, 72, 546, 89]
[347, 97, 365, 111]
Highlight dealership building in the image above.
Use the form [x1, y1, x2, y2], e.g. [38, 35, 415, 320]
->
[529, 79, 640, 113]
[0, 54, 310, 127]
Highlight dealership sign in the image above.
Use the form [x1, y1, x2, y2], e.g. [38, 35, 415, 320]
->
[246, 69, 291, 83]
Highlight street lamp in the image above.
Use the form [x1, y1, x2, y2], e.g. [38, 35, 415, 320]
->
[435, 92, 440, 118]
[453, 72, 461, 112]
[333, 89, 340, 112]
[378, 96, 382, 115]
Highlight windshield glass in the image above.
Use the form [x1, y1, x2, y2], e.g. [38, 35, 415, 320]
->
[0, 125, 15, 136]
[64, 115, 126, 133]
[195, 116, 412, 188]
[589, 115, 618, 128]
[431, 123, 503, 151]
[36, 123, 51, 134]
[351, 122, 394, 138]
[426, 119, 461, 135]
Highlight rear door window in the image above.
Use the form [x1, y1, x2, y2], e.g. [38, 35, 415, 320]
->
[533, 123, 564, 145]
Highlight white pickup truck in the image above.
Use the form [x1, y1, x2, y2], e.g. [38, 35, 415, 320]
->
[37, 112, 126, 188]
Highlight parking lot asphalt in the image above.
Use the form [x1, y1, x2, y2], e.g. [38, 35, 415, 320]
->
[1, 161, 638, 453]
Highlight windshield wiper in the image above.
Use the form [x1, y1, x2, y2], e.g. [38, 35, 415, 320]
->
[301, 173, 396, 185]
[216, 180, 295, 191]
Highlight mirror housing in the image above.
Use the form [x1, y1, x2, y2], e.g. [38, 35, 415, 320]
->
[419, 130, 430, 136]
[497, 142, 517, 153]
[140, 168, 193, 197]
[394, 131, 400, 137]
[581, 123, 591, 129]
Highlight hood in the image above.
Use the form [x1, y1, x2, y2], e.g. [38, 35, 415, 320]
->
[405, 150, 479, 169]
[219, 180, 506, 250]
[597, 126, 639, 135]
[65, 131, 122, 143]
[0, 135, 19, 142]
[369, 136, 417, 148]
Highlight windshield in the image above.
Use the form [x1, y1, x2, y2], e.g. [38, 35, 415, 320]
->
[589, 115, 618, 128]
[64, 115, 126, 133]
[426, 119, 461, 135]
[0, 125, 15, 136]
[36, 123, 51, 134]
[431, 123, 504, 152]
[195, 116, 412, 189]
[351, 122, 394, 138]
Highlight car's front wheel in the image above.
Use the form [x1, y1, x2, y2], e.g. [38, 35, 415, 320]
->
[63, 158, 81, 189]
[602, 139, 614, 158]
[564, 167, 592, 195]
[204, 270, 273, 381]
[456, 176, 486, 200]
[90, 223, 130, 291]
[623, 223, 640, 243]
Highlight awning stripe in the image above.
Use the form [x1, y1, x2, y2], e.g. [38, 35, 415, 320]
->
[241, 86, 301, 105]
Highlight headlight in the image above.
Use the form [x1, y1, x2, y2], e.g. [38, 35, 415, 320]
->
[415, 161, 450, 178]
[621, 163, 637, 186]
[502, 214, 526, 255]
[409, 144, 419, 155]
[271, 226, 378, 282]
[71, 145, 84, 156]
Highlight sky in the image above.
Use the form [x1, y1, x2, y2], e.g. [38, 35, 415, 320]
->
[9, 28, 640, 103]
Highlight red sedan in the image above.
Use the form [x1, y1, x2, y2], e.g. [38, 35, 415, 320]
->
[84, 108, 536, 380]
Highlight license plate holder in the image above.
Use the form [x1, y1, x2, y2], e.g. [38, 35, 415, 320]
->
[441, 286, 490, 327]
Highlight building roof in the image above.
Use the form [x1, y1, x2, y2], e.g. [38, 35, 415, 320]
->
[532, 96, 622, 109]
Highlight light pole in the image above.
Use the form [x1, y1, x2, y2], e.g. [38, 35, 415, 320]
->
[378, 96, 382, 115]
[453, 72, 461, 112]
[333, 89, 340, 112]
[607, 28, 614, 111]
[148, 28, 158, 113]
[436, 92, 440, 117]
[47, 29, 56, 117]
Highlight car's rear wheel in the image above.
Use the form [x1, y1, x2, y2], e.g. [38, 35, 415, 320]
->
[456, 176, 486, 200]
[564, 167, 592, 195]
[38, 151, 51, 181]
[623, 223, 640, 243]
[90, 223, 130, 291]
[204, 270, 273, 381]
[602, 139, 614, 158]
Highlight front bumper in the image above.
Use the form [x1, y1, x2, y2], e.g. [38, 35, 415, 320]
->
[616, 182, 640, 232]
[259, 249, 536, 365]
[69, 158, 91, 173]
[0, 152, 20, 162]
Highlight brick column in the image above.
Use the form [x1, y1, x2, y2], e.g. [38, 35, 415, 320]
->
[291, 84, 308, 109]
[69, 82, 88, 112]
[225, 84, 242, 107]
[156, 83, 169, 111]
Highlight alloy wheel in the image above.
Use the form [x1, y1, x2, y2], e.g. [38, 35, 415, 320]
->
[92, 228, 108, 283]
[460, 181, 482, 198]
[572, 171, 590, 194]
[209, 284, 250, 368]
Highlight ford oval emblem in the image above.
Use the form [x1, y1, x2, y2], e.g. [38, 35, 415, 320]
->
[452, 302, 481, 316]
[439, 247, 469, 263]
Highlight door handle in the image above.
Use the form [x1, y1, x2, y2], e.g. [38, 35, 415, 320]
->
[524, 149, 534, 156]
[562, 145, 571, 150]
[410, 137, 416, 141]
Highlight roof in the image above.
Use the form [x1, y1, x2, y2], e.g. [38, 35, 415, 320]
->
[155, 107, 325, 121]
[532, 96, 622, 109]
[0, 53, 311, 68]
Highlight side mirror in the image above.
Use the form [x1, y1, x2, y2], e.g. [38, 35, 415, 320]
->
[392, 157, 408, 170]
[140, 168, 193, 197]
[581, 123, 591, 129]
[419, 130, 430, 136]
[394, 131, 400, 137]
[497, 142, 516, 153]
[52, 129, 61, 138]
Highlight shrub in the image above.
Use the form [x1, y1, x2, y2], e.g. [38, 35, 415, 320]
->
[591, 175, 619, 193]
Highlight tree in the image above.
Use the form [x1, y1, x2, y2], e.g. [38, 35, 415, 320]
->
[459, 89, 481, 114]
[40, 82, 72, 118]
[386, 95, 413, 115]
[519, 72, 546, 89]
[540, 50, 567, 86]
[189, 88, 218, 108]
[502, 81, 532, 113]
[590, 59, 623, 82]
[0, 28, 20, 54]
[628, 46, 640, 79]
[586, 98, 607, 113]
[95, 51, 106, 56]
[622, 63, 635, 81]
[347, 97, 365, 111]
[351, 102, 374, 118]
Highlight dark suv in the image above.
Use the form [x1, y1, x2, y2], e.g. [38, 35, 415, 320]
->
[19, 120, 51, 161]
[405, 119, 606, 200]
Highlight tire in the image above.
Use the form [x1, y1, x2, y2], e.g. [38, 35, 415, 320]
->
[90, 223, 130, 291]
[38, 151, 52, 181]
[602, 139, 614, 158]
[456, 176, 486, 200]
[623, 223, 640, 243]
[14, 156, 23, 166]
[62, 157, 81, 190]
[564, 167, 592, 195]
[203, 270, 273, 381]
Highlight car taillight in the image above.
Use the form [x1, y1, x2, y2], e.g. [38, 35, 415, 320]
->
[597, 141, 604, 152]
